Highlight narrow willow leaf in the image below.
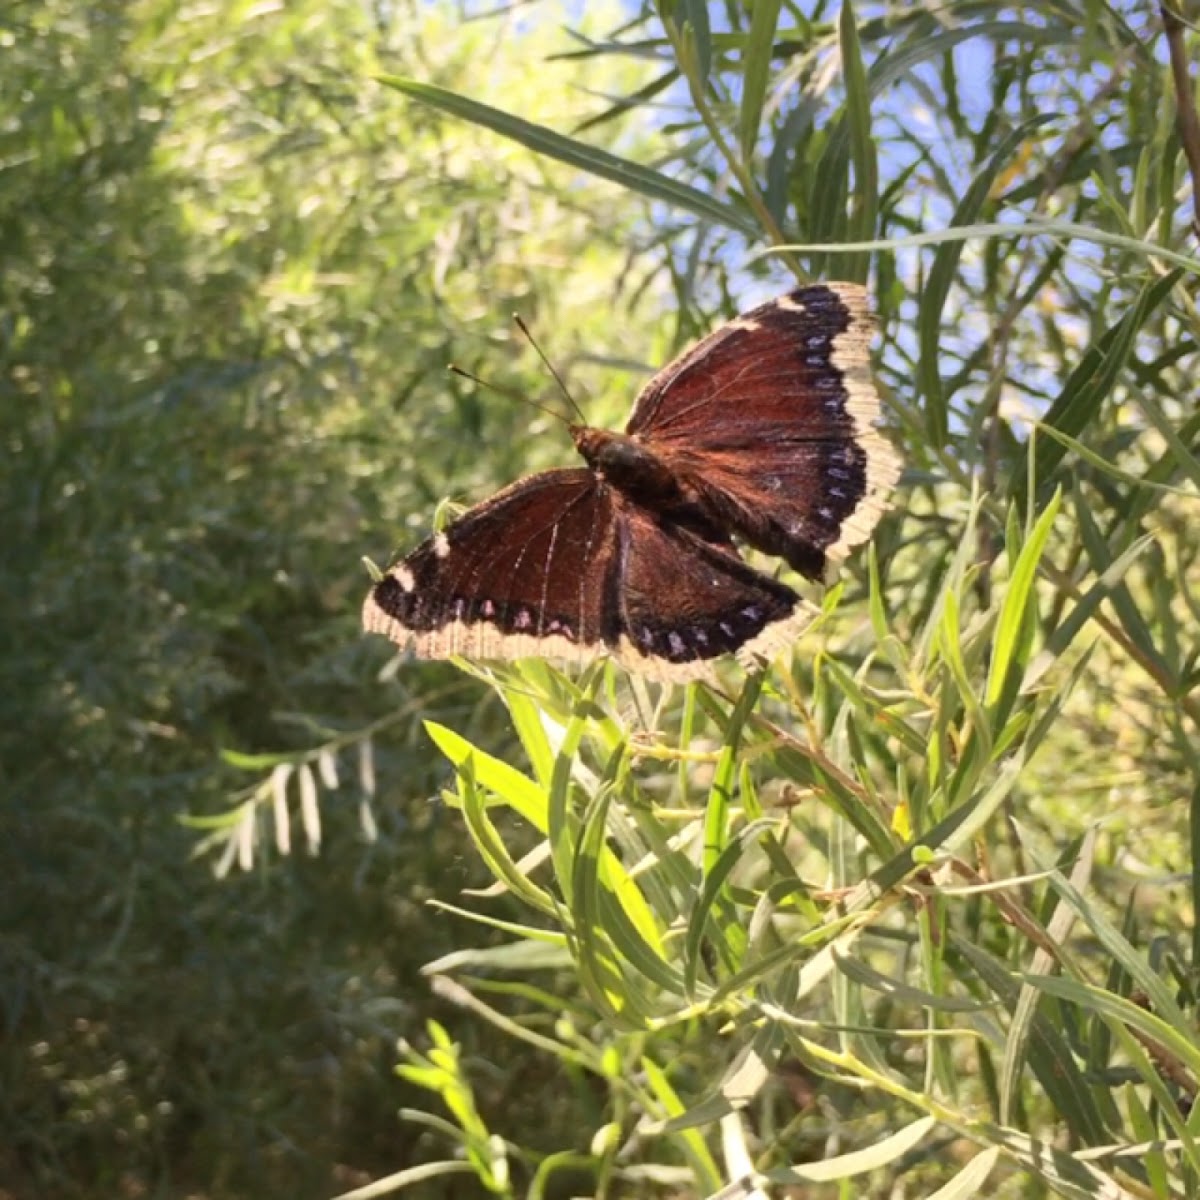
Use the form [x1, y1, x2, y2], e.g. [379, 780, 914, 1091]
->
[919, 115, 1054, 445]
[317, 748, 339, 790]
[977, 1124, 1137, 1199]
[1194, 779, 1200, 976]
[1037, 864, 1190, 1030]
[546, 678, 601, 899]
[271, 766, 291, 856]
[764, 97, 817, 227]
[870, 754, 1026, 893]
[951, 935, 1111, 1147]
[220, 747, 298, 770]
[570, 784, 632, 1018]
[234, 805, 256, 873]
[422, 916, 569, 965]
[924, 1149, 1002, 1200]
[684, 818, 777, 996]
[1012, 269, 1183, 501]
[938, 588, 991, 765]
[1135, 388, 1200, 493]
[297, 763, 320, 855]
[1033, 421, 1197, 496]
[593, 887, 681, 997]
[456, 754, 558, 915]
[705, 674, 764, 874]
[1075, 496, 1170, 674]
[766, 222, 1200, 276]
[660, 1022, 783, 1132]
[504, 687, 556, 791]
[356, 738, 374, 796]
[377, 76, 757, 235]
[641, 1055, 724, 1188]
[1125, 1085, 1170, 1197]
[839, 0, 877, 284]
[1026, 533, 1154, 689]
[425, 721, 549, 831]
[764, 1116, 937, 1183]
[1016, 974, 1200, 1166]
[572, 68, 679, 136]
[330, 1158, 477, 1199]
[832, 950, 990, 1012]
[739, 0, 783, 159]
[677, 0, 712, 85]
[1000, 831, 1095, 1125]
[985, 489, 1061, 710]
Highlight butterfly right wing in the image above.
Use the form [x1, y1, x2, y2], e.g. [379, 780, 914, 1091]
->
[624, 283, 899, 579]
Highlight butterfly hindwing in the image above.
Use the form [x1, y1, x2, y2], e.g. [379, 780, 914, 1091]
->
[611, 503, 804, 680]
[363, 468, 807, 680]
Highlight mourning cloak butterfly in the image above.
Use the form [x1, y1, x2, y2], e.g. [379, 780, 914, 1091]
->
[363, 282, 900, 681]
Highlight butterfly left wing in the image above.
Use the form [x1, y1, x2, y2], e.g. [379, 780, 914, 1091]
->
[625, 283, 900, 579]
[364, 468, 621, 664]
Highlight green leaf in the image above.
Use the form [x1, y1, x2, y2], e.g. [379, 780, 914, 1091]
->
[1011, 269, 1184, 502]
[767, 222, 1200, 277]
[951, 935, 1111, 1147]
[641, 1056, 723, 1188]
[738, 0, 782, 160]
[677, 0, 712, 85]
[839, 0, 877, 284]
[923, 1149, 1002, 1200]
[454, 752, 559, 917]
[832, 950, 991, 1013]
[424, 721, 549, 831]
[683, 818, 776, 997]
[376, 75, 757, 235]
[1135, 387, 1200, 494]
[918, 115, 1055, 446]
[1074, 496, 1173, 678]
[985, 489, 1061, 712]
[764, 1117, 937, 1183]
[219, 747, 298, 770]
[571, 68, 679, 136]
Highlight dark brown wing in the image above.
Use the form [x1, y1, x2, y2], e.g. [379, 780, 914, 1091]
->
[610, 501, 806, 681]
[362, 469, 809, 680]
[625, 283, 900, 578]
[363, 469, 620, 665]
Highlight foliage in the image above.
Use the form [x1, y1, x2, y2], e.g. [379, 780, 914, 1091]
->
[333, 2, 1200, 1198]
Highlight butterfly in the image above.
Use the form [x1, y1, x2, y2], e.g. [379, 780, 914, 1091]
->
[363, 283, 900, 682]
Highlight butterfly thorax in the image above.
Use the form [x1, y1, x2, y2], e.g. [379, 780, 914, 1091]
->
[571, 425, 683, 506]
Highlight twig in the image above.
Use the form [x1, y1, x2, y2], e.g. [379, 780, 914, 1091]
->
[1162, 2, 1200, 241]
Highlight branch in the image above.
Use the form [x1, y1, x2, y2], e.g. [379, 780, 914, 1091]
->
[1161, 2, 1200, 241]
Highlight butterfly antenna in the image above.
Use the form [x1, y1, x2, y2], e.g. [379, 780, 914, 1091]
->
[447, 364, 569, 428]
[513, 313, 588, 425]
